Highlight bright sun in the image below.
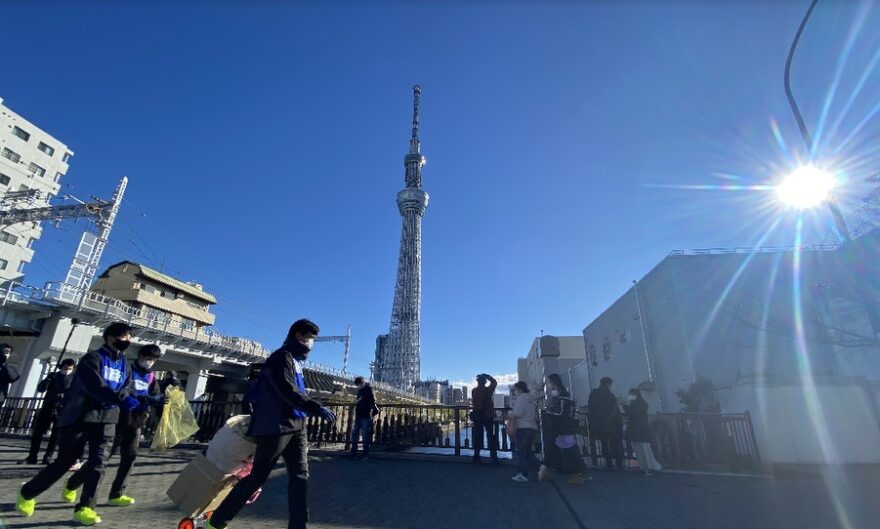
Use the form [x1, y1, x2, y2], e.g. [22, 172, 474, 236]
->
[775, 166, 837, 209]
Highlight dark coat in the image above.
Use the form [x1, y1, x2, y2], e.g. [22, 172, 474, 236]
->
[0, 361, 21, 401]
[624, 397, 652, 442]
[355, 384, 379, 419]
[543, 395, 579, 436]
[247, 344, 324, 437]
[471, 378, 497, 421]
[587, 385, 623, 438]
[57, 346, 131, 427]
[37, 371, 73, 412]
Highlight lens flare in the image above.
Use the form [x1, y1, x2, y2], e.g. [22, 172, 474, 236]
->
[776, 166, 837, 209]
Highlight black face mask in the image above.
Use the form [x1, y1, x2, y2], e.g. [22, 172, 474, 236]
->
[0, 355, 7, 365]
[114, 339, 131, 353]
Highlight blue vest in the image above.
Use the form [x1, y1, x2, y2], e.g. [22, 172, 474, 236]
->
[131, 364, 154, 397]
[291, 358, 307, 419]
[99, 347, 127, 409]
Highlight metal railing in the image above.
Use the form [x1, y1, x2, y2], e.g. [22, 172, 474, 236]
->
[0, 397, 761, 472]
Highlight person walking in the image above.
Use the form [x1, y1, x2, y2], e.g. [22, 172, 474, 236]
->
[207, 319, 337, 529]
[25, 358, 76, 465]
[17, 322, 139, 526]
[0, 343, 21, 404]
[350, 376, 379, 460]
[539, 374, 590, 484]
[624, 388, 662, 476]
[471, 373, 498, 464]
[588, 376, 624, 470]
[107, 345, 165, 506]
[508, 381, 539, 482]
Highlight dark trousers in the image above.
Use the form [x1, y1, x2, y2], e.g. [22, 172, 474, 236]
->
[27, 407, 59, 462]
[515, 428, 538, 477]
[109, 425, 140, 498]
[350, 417, 372, 457]
[21, 422, 114, 510]
[600, 436, 624, 469]
[472, 417, 498, 461]
[211, 430, 309, 529]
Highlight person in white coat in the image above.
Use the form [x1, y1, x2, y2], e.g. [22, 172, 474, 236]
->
[507, 381, 539, 482]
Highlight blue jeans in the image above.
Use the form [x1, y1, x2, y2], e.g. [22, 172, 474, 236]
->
[515, 428, 538, 477]
[350, 418, 372, 456]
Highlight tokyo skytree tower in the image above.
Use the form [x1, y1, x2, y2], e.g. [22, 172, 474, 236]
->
[373, 85, 429, 390]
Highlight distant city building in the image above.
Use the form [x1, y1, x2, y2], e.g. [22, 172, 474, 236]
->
[414, 379, 453, 403]
[90, 261, 217, 333]
[0, 97, 74, 283]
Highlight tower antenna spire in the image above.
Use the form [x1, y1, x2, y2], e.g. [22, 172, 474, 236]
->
[410, 84, 421, 154]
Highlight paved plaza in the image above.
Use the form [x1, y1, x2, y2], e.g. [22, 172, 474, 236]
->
[1, 438, 879, 529]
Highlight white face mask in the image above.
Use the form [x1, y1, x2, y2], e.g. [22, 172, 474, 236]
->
[549, 389, 559, 397]
[139, 359, 156, 370]
[61, 369, 74, 376]
[300, 337, 315, 351]
[628, 395, 637, 401]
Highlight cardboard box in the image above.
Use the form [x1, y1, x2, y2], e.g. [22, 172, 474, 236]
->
[167, 453, 238, 518]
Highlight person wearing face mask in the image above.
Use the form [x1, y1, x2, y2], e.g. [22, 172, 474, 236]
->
[508, 381, 539, 482]
[107, 344, 165, 506]
[24, 358, 77, 465]
[17, 322, 139, 526]
[0, 343, 21, 405]
[539, 374, 590, 484]
[208, 319, 337, 529]
[587, 376, 624, 471]
[624, 389, 661, 476]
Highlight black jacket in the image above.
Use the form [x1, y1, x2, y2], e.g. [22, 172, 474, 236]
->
[355, 384, 379, 419]
[37, 371, 73, 412]
[247, 343, 323, 436]
[544, 394, 579, 436]
[624, 398, 652, 442]
[119, 361, 162, 430]
[587, 385, 623, 438]
[0, 360, 21, 401]
[58, 346, 131, 427]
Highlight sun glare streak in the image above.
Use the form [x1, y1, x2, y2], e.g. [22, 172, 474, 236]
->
[825, 43, 880, 150]
[833, 97, 880, 157]
[792, 218, 856, 529]
[691, 216, 782, 354]
[811, 3, 870, 156]
[769, 117, 792, 160]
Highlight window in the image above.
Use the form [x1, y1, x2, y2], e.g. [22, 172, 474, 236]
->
[17, 261, 25, 273]
[0, 231, 19, 245]
[62, 152, 72, 162]
[18, 184, 30, 191]
[11, 126, 30, 141]
[37, 142, 55, 156]
[0, 259, 7, 271]
[1, 147, 21, 163]
[0, 173, 9, 186]
[26, 237, 34, 249]
[54, 172, 63, 183]
[28, 162, 46, 177]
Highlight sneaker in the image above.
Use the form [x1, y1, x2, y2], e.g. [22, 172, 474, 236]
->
[206, 520, 226, 529]
[511, 473, 529, 482]
[16, 486, 36, 517]
[641, 471, 655, 476]
[537, 465, 550, 481]
[19, 457, 38, 465]
[108, 495, 136, 506]
[70, 460, 84, 471]
[73, 506, 102, 526]
[62, 486, 78, 504]
[566, 474, 586, 485]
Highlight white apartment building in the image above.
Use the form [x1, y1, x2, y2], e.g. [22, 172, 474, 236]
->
[0, 97, 73, 283]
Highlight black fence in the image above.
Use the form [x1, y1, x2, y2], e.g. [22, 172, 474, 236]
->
[1, 397, 760, 472]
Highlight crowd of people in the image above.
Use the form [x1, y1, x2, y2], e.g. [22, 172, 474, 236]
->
[7, 317, 663, 528]
[471, 371, 663, 484]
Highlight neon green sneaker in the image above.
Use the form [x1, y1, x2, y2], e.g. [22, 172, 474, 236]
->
[62, 486, 79, 504]
[16, 486, 36, 516]
[73, 506, 102, 526]
[206, 520, 226, 529]
[108, 495, 135, 506]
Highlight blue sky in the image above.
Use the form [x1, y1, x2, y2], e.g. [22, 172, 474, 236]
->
[3, 1, 880, 384]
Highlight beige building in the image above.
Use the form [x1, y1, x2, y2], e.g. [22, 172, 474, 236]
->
[90, 261, 217, 332]
[0, 97, 74, 282]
